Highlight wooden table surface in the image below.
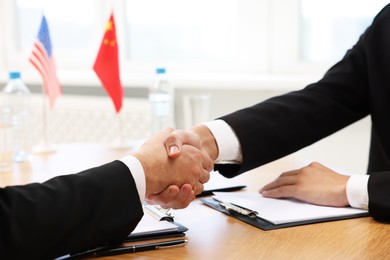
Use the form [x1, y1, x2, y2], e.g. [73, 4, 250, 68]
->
[2, 143, 390, 259]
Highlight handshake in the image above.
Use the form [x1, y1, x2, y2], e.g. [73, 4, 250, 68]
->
[133, 126, 217, 209]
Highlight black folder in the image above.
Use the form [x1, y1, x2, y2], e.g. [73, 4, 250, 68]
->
[201, 197, 369, 230]
[125, 221, 187, 242]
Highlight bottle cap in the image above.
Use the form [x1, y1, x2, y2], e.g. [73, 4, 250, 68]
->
[9, 71, 21, 79]
[156, 68, 166, 74]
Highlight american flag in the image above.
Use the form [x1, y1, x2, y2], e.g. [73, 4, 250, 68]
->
[29, 15, 62, 109]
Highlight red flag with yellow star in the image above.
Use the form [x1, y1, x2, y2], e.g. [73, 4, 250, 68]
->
[93, 13, 123, 113]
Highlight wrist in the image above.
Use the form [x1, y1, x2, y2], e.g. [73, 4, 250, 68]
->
[133, 152, 156, 197]
[191, 125, 218, 161]
[346, 175, 369, 209]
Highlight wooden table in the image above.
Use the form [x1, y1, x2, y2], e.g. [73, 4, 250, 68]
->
[2, 143, 390, 259]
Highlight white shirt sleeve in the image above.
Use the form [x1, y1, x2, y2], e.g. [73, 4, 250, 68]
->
[346, 175, 369, 210]
[119, 155, 146, 204]
[202, 119, 243, 163]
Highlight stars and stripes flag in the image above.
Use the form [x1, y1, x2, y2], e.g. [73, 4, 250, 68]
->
[29, 15, 62, 109]
[93, 12, 123, 113]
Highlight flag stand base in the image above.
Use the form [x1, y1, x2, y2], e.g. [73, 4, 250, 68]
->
[110, 138, 133, 150]
[32, 141, 56, 154]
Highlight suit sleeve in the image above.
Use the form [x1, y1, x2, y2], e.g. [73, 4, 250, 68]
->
[368, 172, 390, 220]
[0, 160, 144, 259]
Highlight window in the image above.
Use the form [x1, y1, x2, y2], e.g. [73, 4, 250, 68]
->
[123, 0, 268, 74]
[12, 0, 99, 70]
[16, 0, 96, 51]
[1, 0, 389, 87]
[271, 0, 389, 74]
[300, 0, 390, 62]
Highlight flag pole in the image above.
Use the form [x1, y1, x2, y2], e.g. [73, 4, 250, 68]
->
[94, 12, 129, 150]
[110, 111, 131, 150]
[29, 14, 60, 154]
[32, 85, 55, 154]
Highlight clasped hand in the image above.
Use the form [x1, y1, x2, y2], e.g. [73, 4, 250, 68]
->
[134, 128, 213, 209]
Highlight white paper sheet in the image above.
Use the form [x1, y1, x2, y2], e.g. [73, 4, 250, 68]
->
[214, 192, 368, 225]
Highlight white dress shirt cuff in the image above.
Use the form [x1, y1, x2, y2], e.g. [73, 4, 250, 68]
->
[119, 155, 146, 204]
[346, 175, 369, 210]
[203, 119, 242, 163]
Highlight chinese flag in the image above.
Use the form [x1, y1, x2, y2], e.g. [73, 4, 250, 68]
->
[93, 13, 123, 113]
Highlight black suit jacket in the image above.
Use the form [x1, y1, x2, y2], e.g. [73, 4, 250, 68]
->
[215, 4, 390, 220]
[0, 160, 143, 259]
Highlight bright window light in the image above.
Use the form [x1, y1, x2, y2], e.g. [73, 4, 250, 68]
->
[16, 0, 96, 53]
[300, 0, 389, 62]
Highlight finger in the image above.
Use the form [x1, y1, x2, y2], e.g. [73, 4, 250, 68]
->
[260, 175, 298, 192]
[165, 130, 202, 158]
[165, 134, 182, 159]
[173, 130, 202, 148]
[308, 161, 330, 172]
[164, 128, 182, 159]
[146, 185, 180, 205]
[259, 169, 299, 192]
[261, 185, 296, 199]
[279, 169, 300, 177]
[199, 169, 211, 184]
[193, 182, 204, 196]
[160, 184, 195, 209]
[201, 150, 214, 172]
[259, 169, 300, 193]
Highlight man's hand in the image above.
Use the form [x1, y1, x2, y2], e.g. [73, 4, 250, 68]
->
[146, 127, 218, 208]
[260, 162, 350, 207]
[165, 125, 219, 160]
[133, 128, 213, 209]
[147, 183, 195, 209]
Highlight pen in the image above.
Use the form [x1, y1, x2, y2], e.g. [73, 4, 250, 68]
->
[213, 197, 258, 219]
[196, 185, 246, 197]
[55, 245, 116, 259]
[95, 239, 188, 257]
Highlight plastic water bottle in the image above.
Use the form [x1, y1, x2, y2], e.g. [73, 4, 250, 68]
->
[148, 68, 175, 136]
[1, 71, 31, 162]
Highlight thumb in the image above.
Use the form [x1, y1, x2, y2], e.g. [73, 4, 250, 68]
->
[165, 129, 202, 159]
[165, 133, 182, 159]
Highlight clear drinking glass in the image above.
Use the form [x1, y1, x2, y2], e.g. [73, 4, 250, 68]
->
[183, 94, 211, 129]
[0, 107, 13, 173]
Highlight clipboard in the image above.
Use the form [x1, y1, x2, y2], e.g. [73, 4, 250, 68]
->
[125, 204, 188, 242]
[200, 197, 369, 230]
[58, 205, 188, 259]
